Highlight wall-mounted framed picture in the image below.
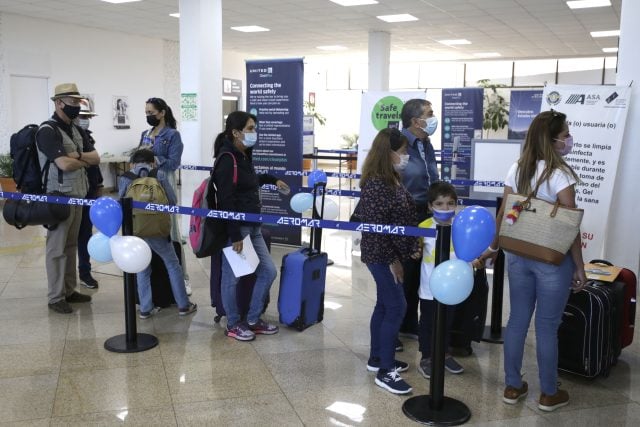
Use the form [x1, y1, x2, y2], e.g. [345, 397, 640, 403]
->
[112, 96, 130, 129]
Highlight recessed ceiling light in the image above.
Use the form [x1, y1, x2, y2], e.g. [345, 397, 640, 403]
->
[100, 0, 143, 4]
[376, 14, 419, 23]
[330, 0, 379, 6]
[231, 26, 270, 33]
[169, 13, 180, 18]
[317, 45, 348, 51]
[438, 39, 472, 46]
[566, 0, 611, 9]
[590, 30, 620, 37]
[473, 52, 502, 58]
[602, 47, 618, 53]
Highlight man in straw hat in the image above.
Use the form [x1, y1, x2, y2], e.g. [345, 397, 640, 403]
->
[37, 83, 100, 313]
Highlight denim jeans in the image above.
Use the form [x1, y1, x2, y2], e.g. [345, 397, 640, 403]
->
[137, 237, 190, 312]
[418, 298, 455, 359]
[221, 225, 276, 327]
[504, 252, 574, 395]
[367, 263, 407, 370]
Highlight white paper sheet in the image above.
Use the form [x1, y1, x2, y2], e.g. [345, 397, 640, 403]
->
[222, 234, 259, 278]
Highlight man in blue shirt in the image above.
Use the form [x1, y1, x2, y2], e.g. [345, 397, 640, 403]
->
[398, 98, 440, 340]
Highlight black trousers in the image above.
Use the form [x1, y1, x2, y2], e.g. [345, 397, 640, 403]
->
[77, 204, 92, 276]
[419, 298, 455, 359]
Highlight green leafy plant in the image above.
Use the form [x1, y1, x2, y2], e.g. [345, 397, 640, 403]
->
[0, 153, 12, 178]
[340, 133, 359, 150]
[478, 79, 509, 138]
[304, 101, 327, 126]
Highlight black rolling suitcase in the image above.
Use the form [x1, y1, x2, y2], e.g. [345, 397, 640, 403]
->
[449, 267, 489, 355]
[210, 228, 271, 323]
[146, 240, 182, 308]
[558, 280, 624, 378]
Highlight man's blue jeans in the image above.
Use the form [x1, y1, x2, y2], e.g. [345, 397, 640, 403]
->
[137, 237, 190, 312]
[367, 263, 407, 370]
[221, 225, 276, 327]
[504, 252, 574, 395]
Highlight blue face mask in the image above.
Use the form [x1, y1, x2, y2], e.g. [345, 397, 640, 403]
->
[432, 208, 456, 222]
[423, 116, 438, 136]
[242, 132, 257, 148]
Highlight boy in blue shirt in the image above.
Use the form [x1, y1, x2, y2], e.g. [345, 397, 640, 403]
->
[118, 149, 196, 319]
[417, 182, 464, 378]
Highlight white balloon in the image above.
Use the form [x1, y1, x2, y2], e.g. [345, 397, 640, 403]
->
[109, 235, 152, 273]
[315, 197, 339, 220]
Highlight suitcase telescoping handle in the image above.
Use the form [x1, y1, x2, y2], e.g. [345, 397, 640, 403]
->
[309, 182, 326, 254]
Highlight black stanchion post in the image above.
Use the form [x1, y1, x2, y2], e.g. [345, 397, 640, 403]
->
[403, 224, 471, 425]
[104, 197, 159, 353]
[482, 196, 505, 344]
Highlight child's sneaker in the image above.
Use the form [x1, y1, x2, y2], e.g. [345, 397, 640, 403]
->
[179, 302, 197, 316]
[375, 369, 412, 394]
[366, 358, 409, 373]
[225, 323, 256, 341]
[503, 381, 528, 404]
[184, 280, 192, 296]
[444, 356, 464, 374]
[538, 389, 569, 412]
[139, 307, 160, 319]
[248, 319, 279, 335]
[418, 358, 432, 379]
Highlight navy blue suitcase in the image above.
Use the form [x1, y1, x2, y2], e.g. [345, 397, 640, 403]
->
[278, 182, 328, 331]
[278, 248, 328, 330]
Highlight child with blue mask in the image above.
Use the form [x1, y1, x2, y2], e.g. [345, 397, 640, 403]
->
[416, 181, 466, 379]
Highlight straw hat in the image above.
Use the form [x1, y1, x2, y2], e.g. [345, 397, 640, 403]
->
[50, 83, 85, 101]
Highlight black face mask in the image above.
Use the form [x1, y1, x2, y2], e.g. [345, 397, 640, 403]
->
[62, 103, 81, 120]
[146, 115, 160, 127]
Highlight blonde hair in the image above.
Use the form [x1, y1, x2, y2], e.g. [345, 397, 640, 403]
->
[516, 110, 579, 194]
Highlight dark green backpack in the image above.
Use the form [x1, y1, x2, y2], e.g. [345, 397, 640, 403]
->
[123, 169, 171, 237]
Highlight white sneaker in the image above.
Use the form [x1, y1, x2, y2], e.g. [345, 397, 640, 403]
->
[185, 280, 192, 296]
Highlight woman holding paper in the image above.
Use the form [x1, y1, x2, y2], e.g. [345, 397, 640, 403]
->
[212, 111, 289, 342]
[478, 110, 586, 412]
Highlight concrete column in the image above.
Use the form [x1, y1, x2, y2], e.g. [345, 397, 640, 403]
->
[178, 0, 223, 229]
[605, 0, 640, 273]
[368, 31, 390, 91]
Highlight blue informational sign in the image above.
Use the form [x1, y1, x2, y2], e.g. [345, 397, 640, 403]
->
[508, 90, 543, 140]
[440, 88, 484, 197]
[246, 58, 304, 246]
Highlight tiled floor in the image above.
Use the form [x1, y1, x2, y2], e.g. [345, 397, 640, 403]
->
[1, 207, 639, 426]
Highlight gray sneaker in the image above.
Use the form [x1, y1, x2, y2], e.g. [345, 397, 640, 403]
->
[139, 307, 160, 319]
[48, 300, 73, 314]
[444, 356, 464, 374]
[418, 358, 431, 379]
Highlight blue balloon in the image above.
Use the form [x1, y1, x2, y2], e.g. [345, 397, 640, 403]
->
[429, 259, 474, 305]
[88, 232, 113, 263]
[308, 169, 328, 187]
[452, 205, 496, 262]
[90, 197, 122, 237]
[290, 192, 314, 213]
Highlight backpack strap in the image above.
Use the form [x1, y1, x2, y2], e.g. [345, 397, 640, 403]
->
[212, 151, 237, 185]
[122, 171, 139, 181]
[37, 120, 65, 193]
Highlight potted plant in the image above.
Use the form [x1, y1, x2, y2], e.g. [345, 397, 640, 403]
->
[0, 153, 17, 192]
[478, 79, 509, 139]
[340, 133, 359, 170]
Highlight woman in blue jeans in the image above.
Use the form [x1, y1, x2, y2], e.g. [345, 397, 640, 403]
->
[212, 111, 289, 342]
[479, 110, 586, 412]
[355, 128, 421, 394]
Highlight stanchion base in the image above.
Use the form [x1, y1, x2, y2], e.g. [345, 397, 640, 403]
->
[104, 333, 158, 353]
[481, 325, 504, 344]
[403, 395, 471, 426]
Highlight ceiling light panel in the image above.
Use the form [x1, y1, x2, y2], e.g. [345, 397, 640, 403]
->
[438, 39, 472, 46]
[100, 0, 143, 4]
[602, 47, 618, 52]
[566, 0, 611, 9]
[329, 0, 379, 6]
[590, 30, 620, 37]
[376, 14, 419, 23]
[231, 26, 270, 33]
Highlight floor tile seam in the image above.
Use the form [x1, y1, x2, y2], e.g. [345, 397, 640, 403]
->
[155, 330, 180, 427]
[51, 317, 71, 420]
[248, 336, 307, 426]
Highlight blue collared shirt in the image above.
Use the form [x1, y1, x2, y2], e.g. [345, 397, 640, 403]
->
[400, 128, 440, 206]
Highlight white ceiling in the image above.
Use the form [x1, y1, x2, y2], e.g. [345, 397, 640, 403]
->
[0, 0, 622, 61]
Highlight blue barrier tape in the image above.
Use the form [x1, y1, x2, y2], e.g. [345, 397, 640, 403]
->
[0, 191, 436, 238]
